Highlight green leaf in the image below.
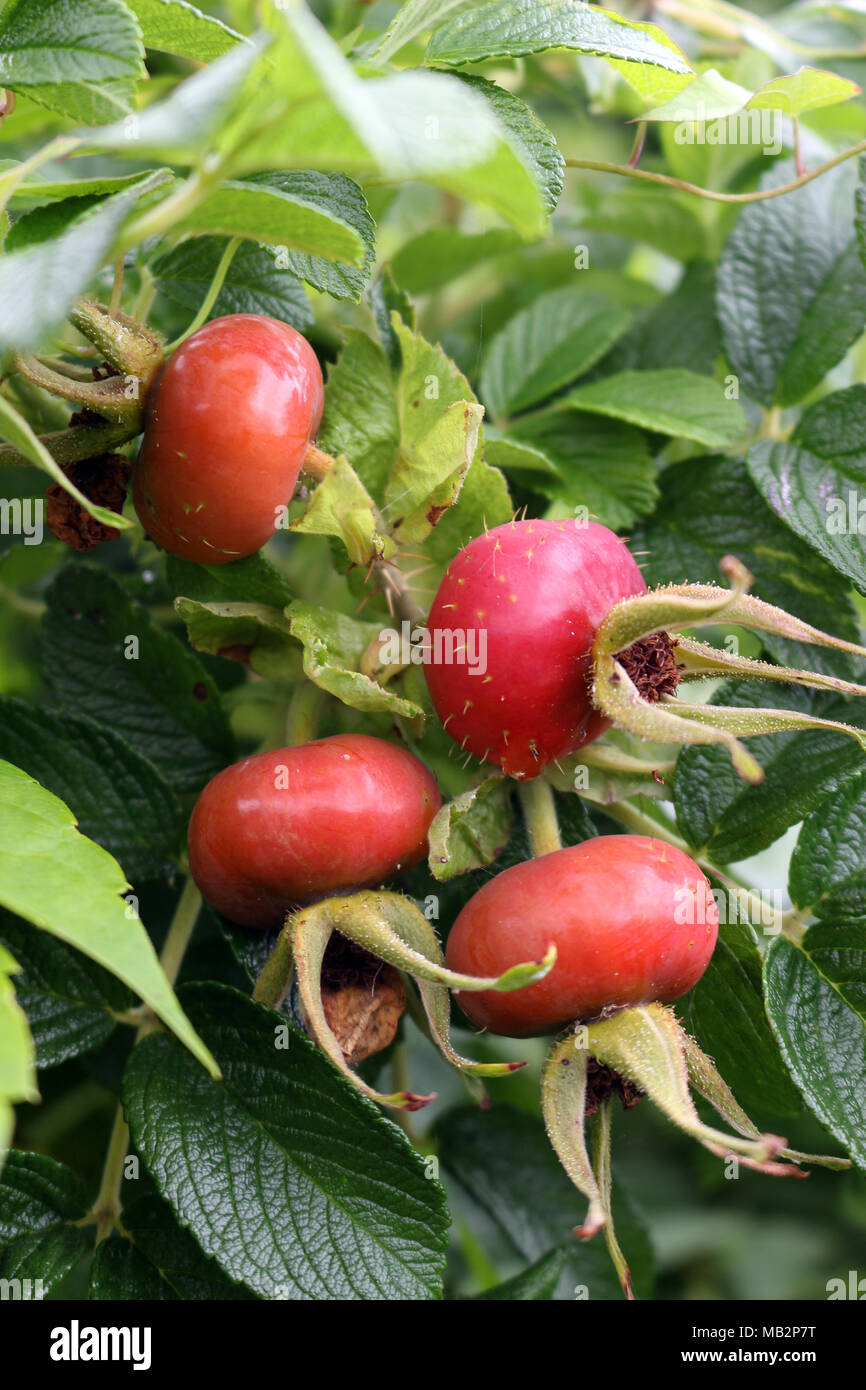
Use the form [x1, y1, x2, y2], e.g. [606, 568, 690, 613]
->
[435, 1104, 653, 1300]
[578, 185, 708, 262]
[42, 565, 234, 796]
[717, 160, 866, 407]
[165, 551, 294, 609]
[473, 1247, 569, 1300]
[287, 599, 425, 719]
[746, 439, 866, 595]
[632, 454, 862, 676]
[0, 698, 183, 880]
[0, 173, 168, 353]
[747, 65, 861, 117]
[683, 917, 801, 1120]
[0, 760, 218, 1076]
[292, 454, 392, 565]
[0, 0, 145, 124]
[454, 74, 564, 215]
[250, 171, 375, 301]
[152, 236, 312, 328]
[605, 18, 693, 102]
[483, 432, 561, 478]
[480, 288, 631, 419]
[371, 0, 474, 63]
[129, 0, 243, 61]
[122, 984, 450, 1299]
[674, 683, 866, 862]
[11, 168, 170, 204]
[84, 32, 268, 160]
[92, 1193, 257, 1299]
[390, 227, 521, 297]
[561, 369, 747, 448]
[426, 0, 693, 72]
[246, 8, 548, 239]
[764, 926, 866, 1169]
[508, 414, 658, 530]
[0, 1151, 89, 1296]
[175, 599, 296, 680]
[0, 942, 38, 1152]
[616, 262, 721, 374]
[0, 908, 129, 1069]
[428, 776, 513, 880]
[789, 769, 866, 921]
[174, 175, 368, 265]
[0, 400, 130, 533]
[641, 68, 751, 121]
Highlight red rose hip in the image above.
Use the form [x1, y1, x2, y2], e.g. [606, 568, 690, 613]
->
[424, 518, 646, 779]
[446, 835, 718, 1036]
[188, 734, 441, 929]
[134, 314, 324, 564]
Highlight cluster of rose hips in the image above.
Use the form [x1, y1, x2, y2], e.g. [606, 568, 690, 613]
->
[30, 308, 865, 1297]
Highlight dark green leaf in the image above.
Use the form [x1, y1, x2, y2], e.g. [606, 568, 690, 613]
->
[42, 565, 234, 796]
[764, 926, 866, 1168]
[122, 984, 450, 1299]
[473, 1246, 568, 1299]
[129, 0, 242, 61]
[91, 1193, 256, 1299]
[0, 908, 129, 1068]
[509, 413, 657, 529]
[152, 236, 312, 328]
[789, 769, 866, 921]
[0, 1150, 89, 1297]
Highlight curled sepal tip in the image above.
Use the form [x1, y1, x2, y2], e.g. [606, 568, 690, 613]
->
[585, 1004, 802, 1173]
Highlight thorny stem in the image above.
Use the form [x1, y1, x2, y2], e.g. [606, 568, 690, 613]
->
[563, 137, 866, 204]
[0, 419, 137, 469]
[518, 779, 563, 858]
[88, 878, 202, 1243]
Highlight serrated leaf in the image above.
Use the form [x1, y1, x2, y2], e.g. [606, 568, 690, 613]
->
[674, 683, 866, 862]
[480, 289, 631, 419]
[789, 769, 866, 920]
[173, 174, 368, 265]
[42, 565, 234, 796]
[293, 454, 392, 566]
[0, 908, 129, 1069]
[561, 369, 747, 448]
[426, 0, 693, 72]
[428, 776, 513, 881]
[165, 552, 294, 610]
[254, 171, 375, 301]
[746, 439, 866, 595]
[764, 927, 865, 1168]
[632, 454, 862, 676]
[683, 917, 801, 1120]
[84, 33, 268, 160]
[717, 160, 866, 407]
[509, 413, 658, 530]
[243, 8, 548, 238]
[0, 698, 183, 880]
[152, 236, 312, 328]
[129, 0, 243, 61]
[371, 0, 474, 62]
[435, 1104, 653, 1300]
[747, 65, 861, 116]
[175, 599, 296, 680]
[605, 19, 694, 102]
[0, 761, 218, 1076]
[92, 1193, 256, 1299]
[0, 1151, 88, 1296]
[122, 984, 450, 1299]
[0, 0, 145, 124]
[287, 599, 425, 719]
[454, 74, 564, 215]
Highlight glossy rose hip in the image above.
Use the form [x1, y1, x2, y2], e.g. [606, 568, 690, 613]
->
[424, 519, 646, 779]
[188, 734, 441, 929]
[446, 835, 718, 1036]
[134, 314, 324, 564]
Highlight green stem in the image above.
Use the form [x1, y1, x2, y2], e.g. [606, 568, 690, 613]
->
[253, 925, 295, 1009]
[118, 168, 213, 253]
[284, 680, 322, 747]
[518, 779, 562, 858]
[0, 419, 136, 470]
[564, 136, 866, 204]
[164, 237, 241, 353]
[89, 877, 201, 1242]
